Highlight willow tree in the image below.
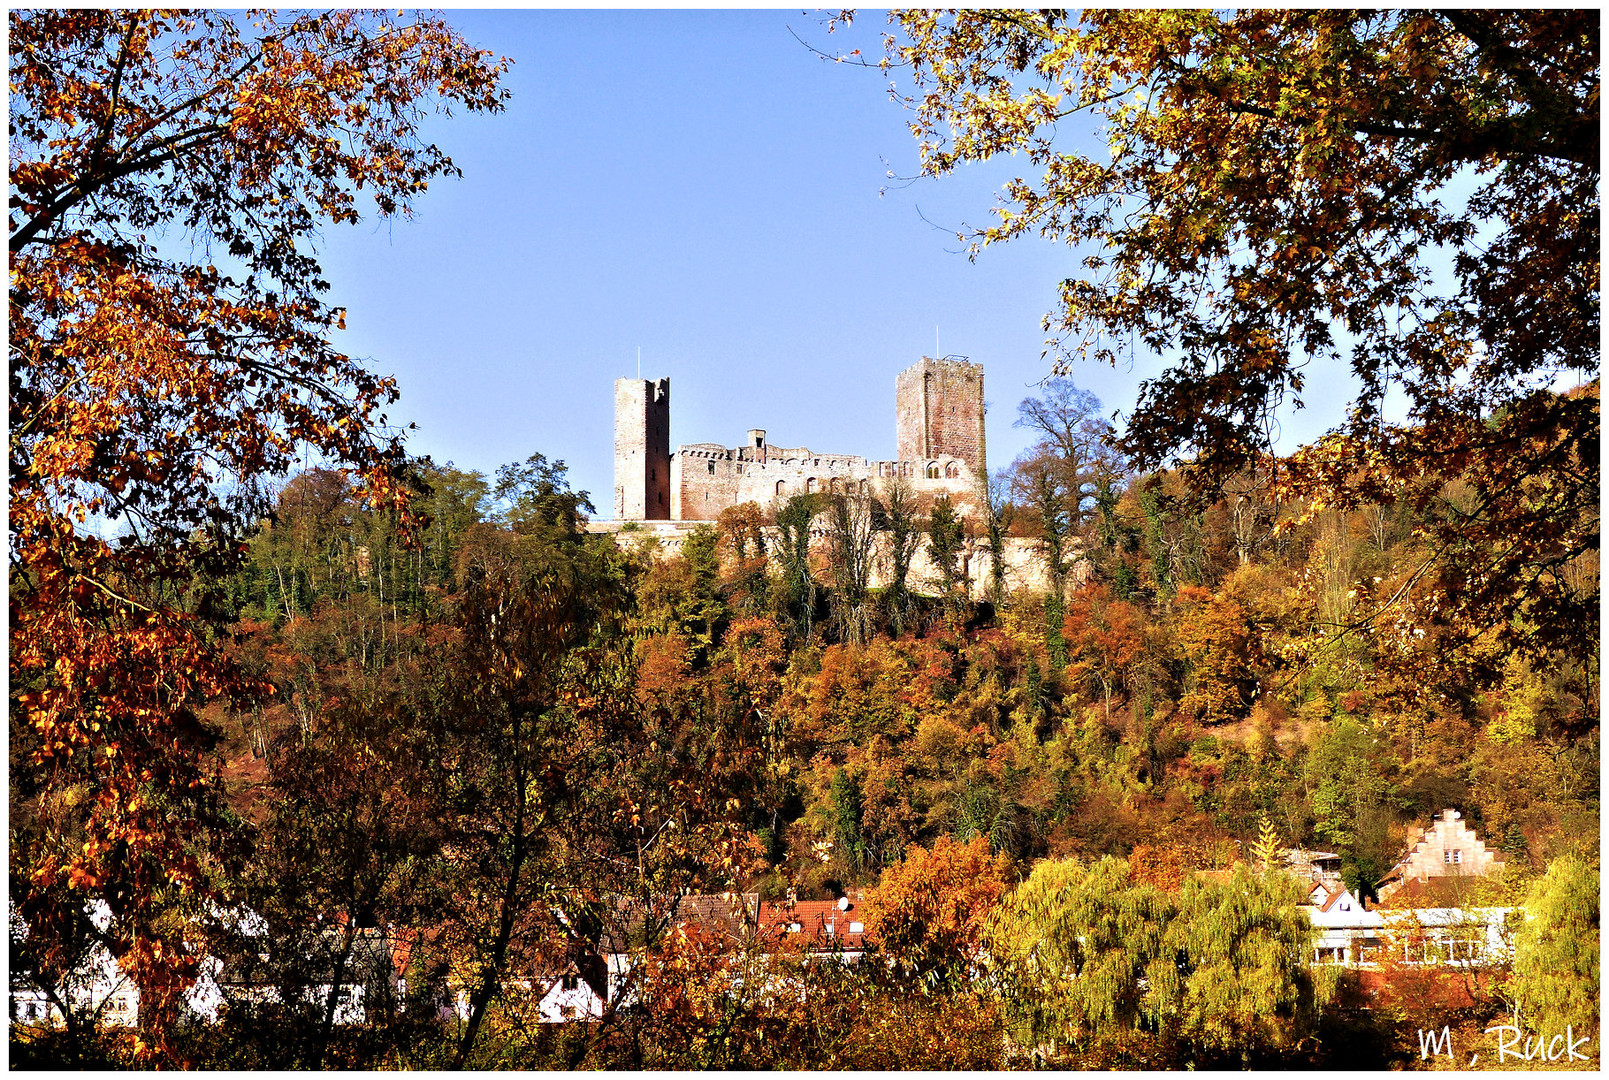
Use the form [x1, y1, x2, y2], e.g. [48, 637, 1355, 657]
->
[985, 857, 1320, 1066]
[1511, 855, 1600, 1037]
[864, 9, 1597, 672]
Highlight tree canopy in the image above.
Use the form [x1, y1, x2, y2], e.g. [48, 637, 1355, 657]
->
[867, 9, 1597, 667]
[9, 8, 508, 1043]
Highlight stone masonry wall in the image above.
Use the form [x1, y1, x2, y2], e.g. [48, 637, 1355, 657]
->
[586, 518, 1084, 601]
[614, 377, 671, 520]
[671, 441, 981, 522]
[895, 356, 986, 479]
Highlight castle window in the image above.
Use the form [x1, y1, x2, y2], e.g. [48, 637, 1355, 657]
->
[945, 463, 959, 479]
[776, 481, 786, 497]
[926, 463, 939, 479]
[707, 461, 715, 475]
[806, 478, 817, 494]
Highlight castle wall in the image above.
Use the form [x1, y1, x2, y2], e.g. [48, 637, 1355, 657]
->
[586, 519, 1083, 601]
[614, 378, 671, 520]
[895, 357, 986, 479]
[671, 443, 981, 522]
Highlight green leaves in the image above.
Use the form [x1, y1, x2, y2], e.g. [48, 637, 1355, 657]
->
[984, 856, 1318, 1065]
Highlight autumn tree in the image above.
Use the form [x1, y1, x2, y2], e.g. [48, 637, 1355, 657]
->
[985, 856, 1320, 1067]
[773, 493, 823, 643]
[9, 8, 507, 1049]
[862, 834, 1011, 988]
[879, 477, 924, 634]
[1061, 582, 1145, 723]
[1012, 379, 1123, 532]
[823, 493, 878, 646]
[870, 8, 1598, 670]
[715, 501, 770, 615]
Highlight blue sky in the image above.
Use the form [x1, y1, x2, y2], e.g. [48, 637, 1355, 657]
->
[315, 9, 1350, 509]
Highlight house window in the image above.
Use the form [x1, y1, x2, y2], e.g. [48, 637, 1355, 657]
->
[1453, 849, 1462, 864]
[562, 973, 579, 991]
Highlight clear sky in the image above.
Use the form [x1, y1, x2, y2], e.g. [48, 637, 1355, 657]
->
[314, 9, 1351, 510]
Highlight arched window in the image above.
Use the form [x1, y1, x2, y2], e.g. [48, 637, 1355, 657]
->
[806, 478, 817, 493]
[776, 480, 786, 497]
[829, 478, 841, 494]
[926, 462, 940, 479]
[859, 479, 869, 494]
[945, 462, 959, 479]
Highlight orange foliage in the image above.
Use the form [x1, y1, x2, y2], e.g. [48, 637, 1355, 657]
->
[9, 9, 507, 1051]
[862, 835, 1011, 980]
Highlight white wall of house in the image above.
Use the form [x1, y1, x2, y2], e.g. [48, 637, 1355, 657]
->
[537, 976, 605, 1024]
[10, 900, 140, 1028]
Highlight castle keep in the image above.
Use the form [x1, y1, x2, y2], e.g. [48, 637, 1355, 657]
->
[613, 377, 671, 520]
[613, 357, 986, 522]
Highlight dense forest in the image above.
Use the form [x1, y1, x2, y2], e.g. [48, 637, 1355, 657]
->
[17, 374, 1596, 1068]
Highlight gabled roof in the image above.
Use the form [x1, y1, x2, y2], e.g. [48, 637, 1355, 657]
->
[756, 895, 868, 952]
[534, 945, 610, 1002]
[598, 893, 758, 954]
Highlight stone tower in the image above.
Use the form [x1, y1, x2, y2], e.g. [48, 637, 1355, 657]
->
[895, 356, 986, 478]
[614, 377, 670, 520]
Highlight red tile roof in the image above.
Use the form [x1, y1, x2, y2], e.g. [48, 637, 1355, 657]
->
[756, 896, 869, 952]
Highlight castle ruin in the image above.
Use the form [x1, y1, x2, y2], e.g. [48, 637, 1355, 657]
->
[612, 356, 987, 522]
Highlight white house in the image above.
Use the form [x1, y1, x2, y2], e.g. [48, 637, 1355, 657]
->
[10, 900, 140, 1028]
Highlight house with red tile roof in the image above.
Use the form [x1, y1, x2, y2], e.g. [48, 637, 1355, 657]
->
[756, 892, 869, 961]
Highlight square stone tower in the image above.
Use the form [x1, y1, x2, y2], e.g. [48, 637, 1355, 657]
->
[895, 356, 986, 477]
[614, 377, 670, 520]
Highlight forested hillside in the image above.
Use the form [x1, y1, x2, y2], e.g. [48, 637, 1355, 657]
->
[23, 372, 1578, 1067]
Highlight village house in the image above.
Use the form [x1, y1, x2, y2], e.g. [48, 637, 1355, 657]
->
[756, 893, 868, 963]
[9, 900, 139, 1029]
[1297, 810, 1514, 971]
[1376, 808, 1507, 899]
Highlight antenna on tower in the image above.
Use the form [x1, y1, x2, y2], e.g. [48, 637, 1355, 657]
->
[935, 326, 939, 360]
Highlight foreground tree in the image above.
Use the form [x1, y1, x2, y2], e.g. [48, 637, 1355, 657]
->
[1511, 855, 1600, 1037]
[985, 857, 1320, 1066]
[862, 834, 1011, 988]
[872, 9, 1598, 667]
[9, 8, 507, 1048]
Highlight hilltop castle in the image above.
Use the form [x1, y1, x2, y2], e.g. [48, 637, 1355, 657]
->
[613, 356, 987, 522]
